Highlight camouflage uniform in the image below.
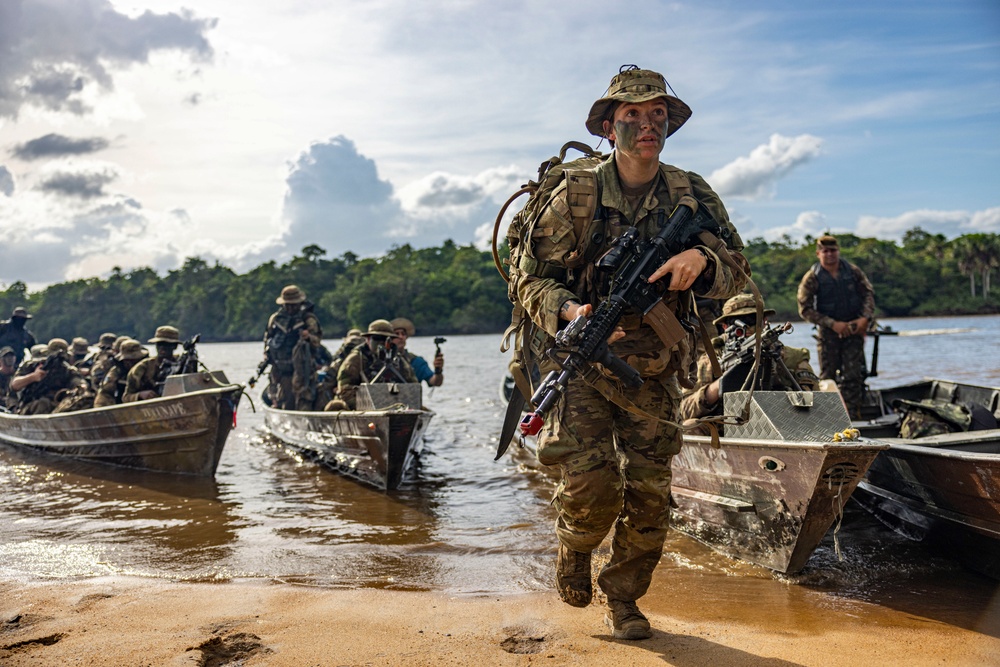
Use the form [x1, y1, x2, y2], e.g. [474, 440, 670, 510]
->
[337, 327, 417, 410]
[518, 152, 747, 602]
[122, 356, 173, 402]
[797, 255, 874, 417]
[264, 286, 323, 411]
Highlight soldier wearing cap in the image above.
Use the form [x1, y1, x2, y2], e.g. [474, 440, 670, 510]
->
[94, 339, 149, 407]
[123, 326, 182, 402]
[390, 317, 444, 388]
[513, 65, 748, 639]
[335, 319, 417, 410]
[0, 306, 37, 366]
[797, 234, 875, 418]
[69, 337, 94, 374]
[11, 338, 85, 414]
[88, 332, 119, 389]
[262, 285, 323, 410]
[679, 294, 818, 430]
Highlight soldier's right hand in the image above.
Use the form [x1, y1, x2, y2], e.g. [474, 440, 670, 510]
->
[138, 390, 158, 400]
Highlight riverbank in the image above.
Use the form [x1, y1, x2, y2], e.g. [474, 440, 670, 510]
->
[2, 578, 998, 666]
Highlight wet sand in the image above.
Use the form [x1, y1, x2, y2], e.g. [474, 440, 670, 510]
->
[3, 577, 998, 666]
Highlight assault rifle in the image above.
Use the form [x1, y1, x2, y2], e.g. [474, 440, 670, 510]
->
[154, 334, 201, 394]
[513, 201, 724, 443]
[19, 354, 75, 404]
[717, 321, 799, 393]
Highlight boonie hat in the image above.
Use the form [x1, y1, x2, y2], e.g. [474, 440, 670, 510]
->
[346, 328, 363, 338]
[29, 344, 48, 360]
[116, 339, 149, 361]
[112, 335, 130, 352]
[276, 285, 306, 304]
[817, 234, 839, 249]
[390, 317, 415, 337]
[148, 326, 181, 344]
[71, 337, 90, 354]
[0, 346, 15, 358]
[365, 319, 395, 338]
[586, 65, 692, 139]
[11, 306, 31, 319]
[714, 294, 775, 326]
[47, 338, 69, 354]
[98, 332, 117, 347]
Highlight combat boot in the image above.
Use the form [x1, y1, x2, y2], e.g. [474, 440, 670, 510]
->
[555, 543, 592, 607]
[605, 599, 652, 640]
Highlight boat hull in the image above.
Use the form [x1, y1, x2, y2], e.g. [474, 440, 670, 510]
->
[0, 377, 242, 476]
[263, 406, 432, 490]
[672, 436, 884, 573]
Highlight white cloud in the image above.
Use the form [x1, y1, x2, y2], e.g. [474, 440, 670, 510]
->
[0, 166, 13, 196]
[857, 208, 1000, 239]
[760, 210, 829, 243]
[709, 134, 824, 200]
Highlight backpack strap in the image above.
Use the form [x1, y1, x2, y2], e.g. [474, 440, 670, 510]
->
[562, 167, 601, 270]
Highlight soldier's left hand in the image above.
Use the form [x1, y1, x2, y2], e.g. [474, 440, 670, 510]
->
[648, 248, 708, 291]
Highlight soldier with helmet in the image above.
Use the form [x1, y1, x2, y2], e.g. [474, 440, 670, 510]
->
[513, 65, 748, 639]
[262, 285, 323, 410]
[679, 294, 818, 430]
[335, 319, 416, 410]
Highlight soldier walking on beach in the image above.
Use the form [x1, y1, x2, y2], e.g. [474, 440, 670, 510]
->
[797, 234, 875, 418]
[512, 66, 747, 639]
[262, 285, 323, 410]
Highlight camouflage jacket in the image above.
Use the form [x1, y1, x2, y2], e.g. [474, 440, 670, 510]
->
[264, 309, 322, 367]
[337, 344, 417, 410]
[516, 154, 748, 379]
[94, 361, 131, 408]
[122, 356, 174, 403]
[797, 261, 875, 329]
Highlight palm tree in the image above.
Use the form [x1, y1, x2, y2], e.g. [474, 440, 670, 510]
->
[953, 235, 978, 297]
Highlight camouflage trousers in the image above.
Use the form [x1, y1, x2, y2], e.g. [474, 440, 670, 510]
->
[269, 340, 317, 411]
[537, 374, 681, 602]
[816, 329, 867, 418]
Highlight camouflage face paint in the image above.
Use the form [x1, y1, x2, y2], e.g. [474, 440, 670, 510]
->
[611, 102, 667, 156]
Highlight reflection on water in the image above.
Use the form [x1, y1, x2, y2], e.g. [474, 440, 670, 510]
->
[0, 316, 998, 630]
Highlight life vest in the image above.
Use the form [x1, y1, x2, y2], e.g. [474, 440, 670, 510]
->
[812, 259, 863, 322]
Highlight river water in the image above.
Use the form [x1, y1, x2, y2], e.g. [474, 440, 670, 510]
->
[1, 315, 998, 634]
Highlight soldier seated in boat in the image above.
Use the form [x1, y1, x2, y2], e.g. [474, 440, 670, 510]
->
[680, 294, 818, 433]
[87, 332, 119, 390]
[335, 319, 417, 410]
[94, 339, 149, 408]
[390, 317, 444, 388]
[11, 338, 87, 415]
[123, 326, 183, 403]
[0, 346, 17, 410]
[69, 337, 94, 376]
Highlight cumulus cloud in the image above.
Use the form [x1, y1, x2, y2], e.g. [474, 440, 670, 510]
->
[710, 134, 824, 200]
[857, 207, 1000, 240]
[12, 133, 110, 160]
[0, 0, 216, 119]
[36, 161, 120, 199]
[0, 166, 13, 196]
[759, 210, 829, 243]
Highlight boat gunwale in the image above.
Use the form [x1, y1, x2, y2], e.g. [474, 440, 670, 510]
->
[681, 434, 890, 452]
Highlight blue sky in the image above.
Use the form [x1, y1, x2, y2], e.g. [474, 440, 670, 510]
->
[0, 0, 997, 286]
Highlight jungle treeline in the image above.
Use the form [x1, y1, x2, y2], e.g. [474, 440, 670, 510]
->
[1, 229, 997, 344]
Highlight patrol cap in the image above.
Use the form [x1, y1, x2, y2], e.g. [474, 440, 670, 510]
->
[71, 337, 90, 354]
[116, 339, 148, 361]
[0, 346, 14, 358]
[148, 326, 181, 344]
[365, 319, 395, 338]
[714, 293, 775, 325]
[99, 332, 117, 347]
[586, 65, 692, 139]
[390, 317, 415, 337]
[47, 338, 69, 354]
[11, 306, 31, 319]
[276, 284, 306, 304]
[817, 234, 839, 249]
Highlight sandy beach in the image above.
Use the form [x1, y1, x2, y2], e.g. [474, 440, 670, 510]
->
[3, 577, 998, 666]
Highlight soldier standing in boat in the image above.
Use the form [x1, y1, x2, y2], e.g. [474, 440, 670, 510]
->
[797, 234, 875, 418]
[123, 326, 182, 402]
[262, 285, 323, 410]
[0, 307, 37, 367]
[513, 66, 747, 639]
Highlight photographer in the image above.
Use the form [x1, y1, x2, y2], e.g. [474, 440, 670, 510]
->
[12, 338, 86, 414]
[389, 317, 444, 388]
